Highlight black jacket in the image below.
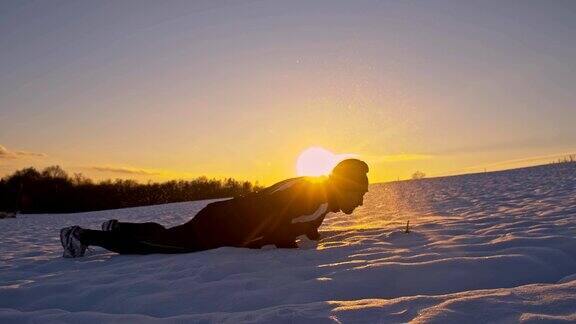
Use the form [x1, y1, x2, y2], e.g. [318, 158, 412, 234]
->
[188, 176, 336, 249]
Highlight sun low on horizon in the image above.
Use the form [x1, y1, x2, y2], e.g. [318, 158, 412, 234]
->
[295, 147, 355, 177]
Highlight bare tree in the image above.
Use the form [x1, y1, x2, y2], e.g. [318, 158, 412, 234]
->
[41, 165, 68, 179]
[411, 171, 425, 180]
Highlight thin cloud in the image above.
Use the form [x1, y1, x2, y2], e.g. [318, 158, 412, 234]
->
[426, 133, 576, 156]
[366, 153, 433, 163]
[468, 152, 576, 170]
[433, 152, 576, 177]
[92, 166, 161, 176]
[0, 145, 47, 159]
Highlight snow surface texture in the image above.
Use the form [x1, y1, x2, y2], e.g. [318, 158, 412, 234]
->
[1, 164, 575, 323]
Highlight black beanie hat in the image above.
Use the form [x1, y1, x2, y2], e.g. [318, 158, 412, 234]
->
[330, 159, 369, 191]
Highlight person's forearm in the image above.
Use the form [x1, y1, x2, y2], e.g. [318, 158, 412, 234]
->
[305, 227, 321, 240]
[274, 238, 298, 248]
[265, 231, 298, 248]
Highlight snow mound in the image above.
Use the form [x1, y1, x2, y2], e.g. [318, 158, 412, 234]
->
[1, 163, 575, 323]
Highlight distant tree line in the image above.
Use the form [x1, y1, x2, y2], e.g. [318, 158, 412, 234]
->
[0, 166, 263, 214]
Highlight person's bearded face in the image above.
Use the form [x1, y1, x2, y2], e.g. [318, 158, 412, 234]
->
[337, 189, 366, 214]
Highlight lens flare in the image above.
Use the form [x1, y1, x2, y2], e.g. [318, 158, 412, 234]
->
[296, 147, 341, 176]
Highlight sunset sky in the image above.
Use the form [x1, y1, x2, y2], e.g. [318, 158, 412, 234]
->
[1, 1, 575, 185]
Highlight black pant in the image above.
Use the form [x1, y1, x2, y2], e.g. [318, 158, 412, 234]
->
[80, 221, 204, 255]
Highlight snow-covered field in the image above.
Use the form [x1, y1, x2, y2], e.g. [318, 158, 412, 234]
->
[1, 163, 576, 323]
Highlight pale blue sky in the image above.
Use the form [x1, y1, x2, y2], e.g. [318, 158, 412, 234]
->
[1, 1, 575, 183]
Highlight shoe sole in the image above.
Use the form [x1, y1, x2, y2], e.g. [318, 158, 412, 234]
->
[60, 227, 75, 258]
[101, 220, 117, 232]
[61, 226, 86, 258]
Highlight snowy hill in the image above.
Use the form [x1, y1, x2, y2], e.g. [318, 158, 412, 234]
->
[1, 163, 575, 323]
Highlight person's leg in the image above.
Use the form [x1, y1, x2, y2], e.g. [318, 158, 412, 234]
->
[121, 221, 206, 250]
[113, 221, 167, 240]
[173, 200, 248, 249]
[79, 228, 197, 255]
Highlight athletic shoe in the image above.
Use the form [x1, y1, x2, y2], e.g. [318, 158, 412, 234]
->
[60, 226, 87, 258]
[101, 219, 118, 232]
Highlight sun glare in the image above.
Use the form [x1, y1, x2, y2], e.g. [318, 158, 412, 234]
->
[296, 147, 341, 176]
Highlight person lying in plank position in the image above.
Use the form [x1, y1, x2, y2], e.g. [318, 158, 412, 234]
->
[59, 159, 369, 257]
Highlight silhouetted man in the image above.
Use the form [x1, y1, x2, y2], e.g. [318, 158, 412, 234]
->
[60, 159, 369, 257]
